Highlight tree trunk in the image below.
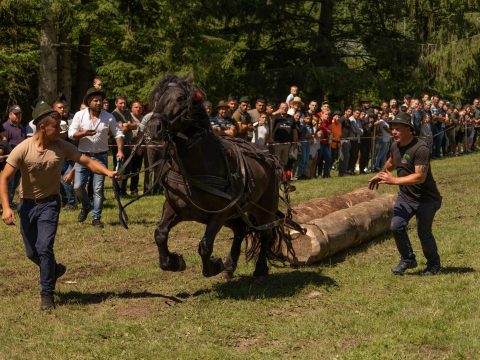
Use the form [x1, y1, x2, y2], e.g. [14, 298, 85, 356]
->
[71, 31, 92, 112]
[39, 12, 57, 104]
[58, 34, 73, 109]
[315, 0, 334, 67]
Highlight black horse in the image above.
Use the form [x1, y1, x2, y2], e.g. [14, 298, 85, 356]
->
[145, 74, 300, 278]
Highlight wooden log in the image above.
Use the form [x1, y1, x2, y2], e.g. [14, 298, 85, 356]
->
[285, 193, 396, 265]
[292, 188, 380, 224]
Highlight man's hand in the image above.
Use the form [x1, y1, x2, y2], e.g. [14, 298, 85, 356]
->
[84, 130, 97, 137]
[368, 173, 382, 190]
[2, 207, 16, 225]
[116, 150, 125, 161]
[368, 170, 397, 189]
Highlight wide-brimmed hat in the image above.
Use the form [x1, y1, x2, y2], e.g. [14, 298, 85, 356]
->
[292, 96, 304, 106]
[389, 112, 414, 129]
[32, 101, 58, 125]
[83, 87, 105, 105]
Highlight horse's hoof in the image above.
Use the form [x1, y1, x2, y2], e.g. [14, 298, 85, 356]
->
[176, 254, 186, 271]
[222, 270, 234, 280]
[202, 257, 224, 277]
[253, 267, 269, 278]
[159, 253, 186, 272]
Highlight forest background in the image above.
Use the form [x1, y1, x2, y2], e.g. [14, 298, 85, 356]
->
[1, 0, 480, 118]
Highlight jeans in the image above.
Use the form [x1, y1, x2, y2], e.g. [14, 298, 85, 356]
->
[74, 152, 108, 221]
[391, 193, 442, 266]
[18, 196, 61, 296]
[61, 160, 76, 206]
[316, 142, 332, 177]
[297, 142, 310, 177]
[338, 141, 350, 175]
[374, 139, 390, 170]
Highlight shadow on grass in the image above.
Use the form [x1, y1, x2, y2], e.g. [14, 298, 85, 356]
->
[210, 270, 337, 300]
[406, 266, 475, 276]
[57, 290, 182, 305]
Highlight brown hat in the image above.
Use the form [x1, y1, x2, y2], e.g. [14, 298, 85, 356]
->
[83, 87, 105, 105]
[216, 100, 228, 109]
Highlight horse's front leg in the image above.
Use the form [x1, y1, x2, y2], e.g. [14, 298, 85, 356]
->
[223, 218, 249, 279]
[198, 216, 226, 277]
[155, 202, 184, 271]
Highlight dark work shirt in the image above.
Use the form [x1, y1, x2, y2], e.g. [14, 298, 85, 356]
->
[339, 116, 354, 139]
[391, 137, 441, 203]
[272, 115, 295, 143]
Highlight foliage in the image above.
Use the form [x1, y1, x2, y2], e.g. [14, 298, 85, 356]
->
[0, 0, 479, 118]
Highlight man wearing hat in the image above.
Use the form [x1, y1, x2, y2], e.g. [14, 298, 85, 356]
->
[368, 112, 442, 276]
[2, 105, 27, 207]
[232, 96, 252, 140]
[0, 101, 117, 310]
[69, 87, 125, 228]
[210, 100, 236, 137]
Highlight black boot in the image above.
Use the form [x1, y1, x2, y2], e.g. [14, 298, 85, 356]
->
[391, 259, 417, 275]
[40, 295, 55, 310]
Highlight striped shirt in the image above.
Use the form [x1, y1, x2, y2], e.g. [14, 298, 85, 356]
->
[3, 120, 26, 149]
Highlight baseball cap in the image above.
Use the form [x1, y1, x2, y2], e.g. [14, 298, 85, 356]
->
[9, 105, 22, 114]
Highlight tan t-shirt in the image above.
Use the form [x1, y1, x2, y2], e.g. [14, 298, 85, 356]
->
[7, 137, 81, 199]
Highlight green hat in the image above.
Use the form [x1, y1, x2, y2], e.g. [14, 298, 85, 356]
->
[239, 96, 250, 103]
[83, 87, 105, 105]
[389, 112, 414, 129]
[32, 101, 57, 125]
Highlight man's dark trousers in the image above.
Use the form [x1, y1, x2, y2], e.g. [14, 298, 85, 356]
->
[390, 193, 442, 266]
[18, 196, 61, 296]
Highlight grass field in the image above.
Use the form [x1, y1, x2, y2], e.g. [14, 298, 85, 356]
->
[1, 153, 479, 359]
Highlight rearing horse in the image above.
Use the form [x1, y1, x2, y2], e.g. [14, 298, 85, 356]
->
[146, 74, 300, 278]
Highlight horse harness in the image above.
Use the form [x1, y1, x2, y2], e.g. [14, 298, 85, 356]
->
[114, 130, 296, 233]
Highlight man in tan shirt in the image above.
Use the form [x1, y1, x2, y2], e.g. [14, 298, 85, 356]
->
[0, 102, 116, 310]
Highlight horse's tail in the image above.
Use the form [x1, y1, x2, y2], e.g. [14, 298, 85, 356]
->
[243, 211, 302, 262]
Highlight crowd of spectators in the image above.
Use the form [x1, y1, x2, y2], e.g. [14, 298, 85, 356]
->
[208, 86, 480, 180]
[1, 80, 480, 217]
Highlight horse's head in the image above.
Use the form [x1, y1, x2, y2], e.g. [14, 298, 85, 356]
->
[149, 73, 209, 137]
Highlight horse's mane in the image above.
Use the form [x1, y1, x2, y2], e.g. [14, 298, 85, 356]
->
[149, 74, 211, 131]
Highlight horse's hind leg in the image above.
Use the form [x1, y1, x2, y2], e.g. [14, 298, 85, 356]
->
[155, 202, 184, 271]
[223, 218, 249, 279]
[198, 216, 226, 277]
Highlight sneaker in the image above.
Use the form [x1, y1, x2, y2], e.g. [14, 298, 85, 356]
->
[77, 207, 91, 223]
[391, 259, 418, 275]
[421, 264, 441, 276]
[40, 295, 55, 310]
[55, 263, 67, 280]
[92, 219, 104, 228]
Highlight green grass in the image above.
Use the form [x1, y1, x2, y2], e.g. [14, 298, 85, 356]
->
[1, 153, 480, 359]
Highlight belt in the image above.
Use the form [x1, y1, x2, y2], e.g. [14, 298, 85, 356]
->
[21, 194, 59, 204]
[81, 151, 108, 157]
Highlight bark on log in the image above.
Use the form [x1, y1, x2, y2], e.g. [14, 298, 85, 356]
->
[285, 194, 396, 265]
[292, 188, 380, 224]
